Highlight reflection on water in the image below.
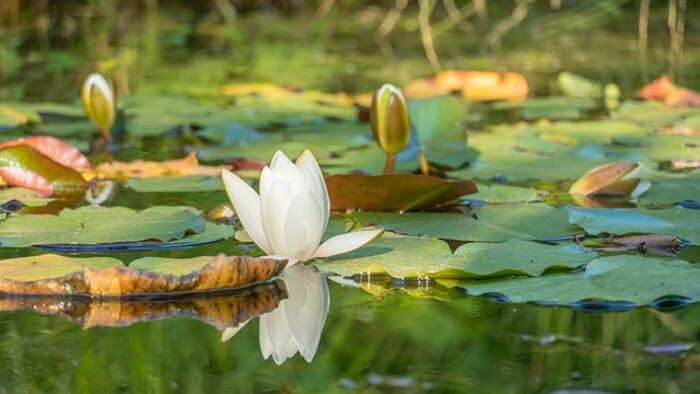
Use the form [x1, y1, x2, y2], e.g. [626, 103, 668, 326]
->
[223, 264, 329, 365]
[1, 281, 700, 392]
[0, 281, 287, 330]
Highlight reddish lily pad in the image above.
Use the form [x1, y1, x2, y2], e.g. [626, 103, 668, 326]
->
[0, 145, 86, 196]
[326, 173, 477, 212]
[0, 135, 91, 171]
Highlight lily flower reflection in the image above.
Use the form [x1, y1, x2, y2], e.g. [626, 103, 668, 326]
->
[222, 264, 329, 365]
[221, 150, 383, 264]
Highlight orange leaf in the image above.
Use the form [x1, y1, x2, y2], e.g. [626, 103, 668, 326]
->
[404, 70, 529, 101]
[636, 75, 700, 107]
[94, 151, 226, 180]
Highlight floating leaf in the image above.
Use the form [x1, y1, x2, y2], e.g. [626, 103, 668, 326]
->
[93, 152, 225, 180]
[403, 70, 529, 101]
[636, 75, 700, 107]
[326, 174, 477, 212]
[406, 95, 469, 168]
[0, 253, 286, 297]
[0, 145, 86, 196]
[494, 96, 599, 120]
[568, 206, 700, 244]
[0, 282, 286, 330]
[0, 135, 92, 171]
[449, 255, 700, 305]
[0, 205, 208, 247]
[466, 183, 547, 204]
[126, 176, 223, 193]
[350, 204, 581, 242]
[318, 237, 595, 279]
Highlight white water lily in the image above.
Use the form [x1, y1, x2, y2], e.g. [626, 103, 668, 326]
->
[221, 264, 329, 365]
[222, 150, 383, 264]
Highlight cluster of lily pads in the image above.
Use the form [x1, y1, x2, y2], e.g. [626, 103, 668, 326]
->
[0, 70, 697, 310]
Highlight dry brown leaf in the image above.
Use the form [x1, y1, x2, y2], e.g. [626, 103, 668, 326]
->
[0, 281, 287, 330]
[92, 152, 226, 180]
[0, 254, 287, 297]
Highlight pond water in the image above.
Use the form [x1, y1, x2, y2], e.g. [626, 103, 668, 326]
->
[1, 2, 700, 393]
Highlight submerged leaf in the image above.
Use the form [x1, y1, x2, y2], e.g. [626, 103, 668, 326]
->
[326, 174, 476, 212]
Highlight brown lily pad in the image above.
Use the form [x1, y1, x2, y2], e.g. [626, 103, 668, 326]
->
[0, 281, 287, 330]
[326, 173, 477, 212]
[0, 254, 287, 298]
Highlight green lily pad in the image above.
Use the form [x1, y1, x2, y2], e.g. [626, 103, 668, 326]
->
[0, 206, 207, 247]
[409, 95, 469, 167]
[530, 119, 648, 143]
[567, 206, 700, 244]
[318, 237, 596, 279]
[450, 255, 700, 305]
[449, 139, 634, 182]
[127, 176, 224, 193]
[465, 183, 547, 204]
[612, 101, 700, 127]
[494, 96, 599, 120]
[350, 203, 580, 242]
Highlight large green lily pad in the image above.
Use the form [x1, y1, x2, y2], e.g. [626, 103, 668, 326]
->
[449, 255, 700, 305]
[318, 237, 596, 279]
[567, 206, 700, 244]
[350, 204, 581, 242]
[0, 206, 211, 247]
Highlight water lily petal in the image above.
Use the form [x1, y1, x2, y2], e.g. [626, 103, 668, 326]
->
[260, 171, 294, 256]
[312, 229, 385, 258]
[222, 170, 272, 254]
[295, 149, 330, 232]
[282, 190, 326, 260]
